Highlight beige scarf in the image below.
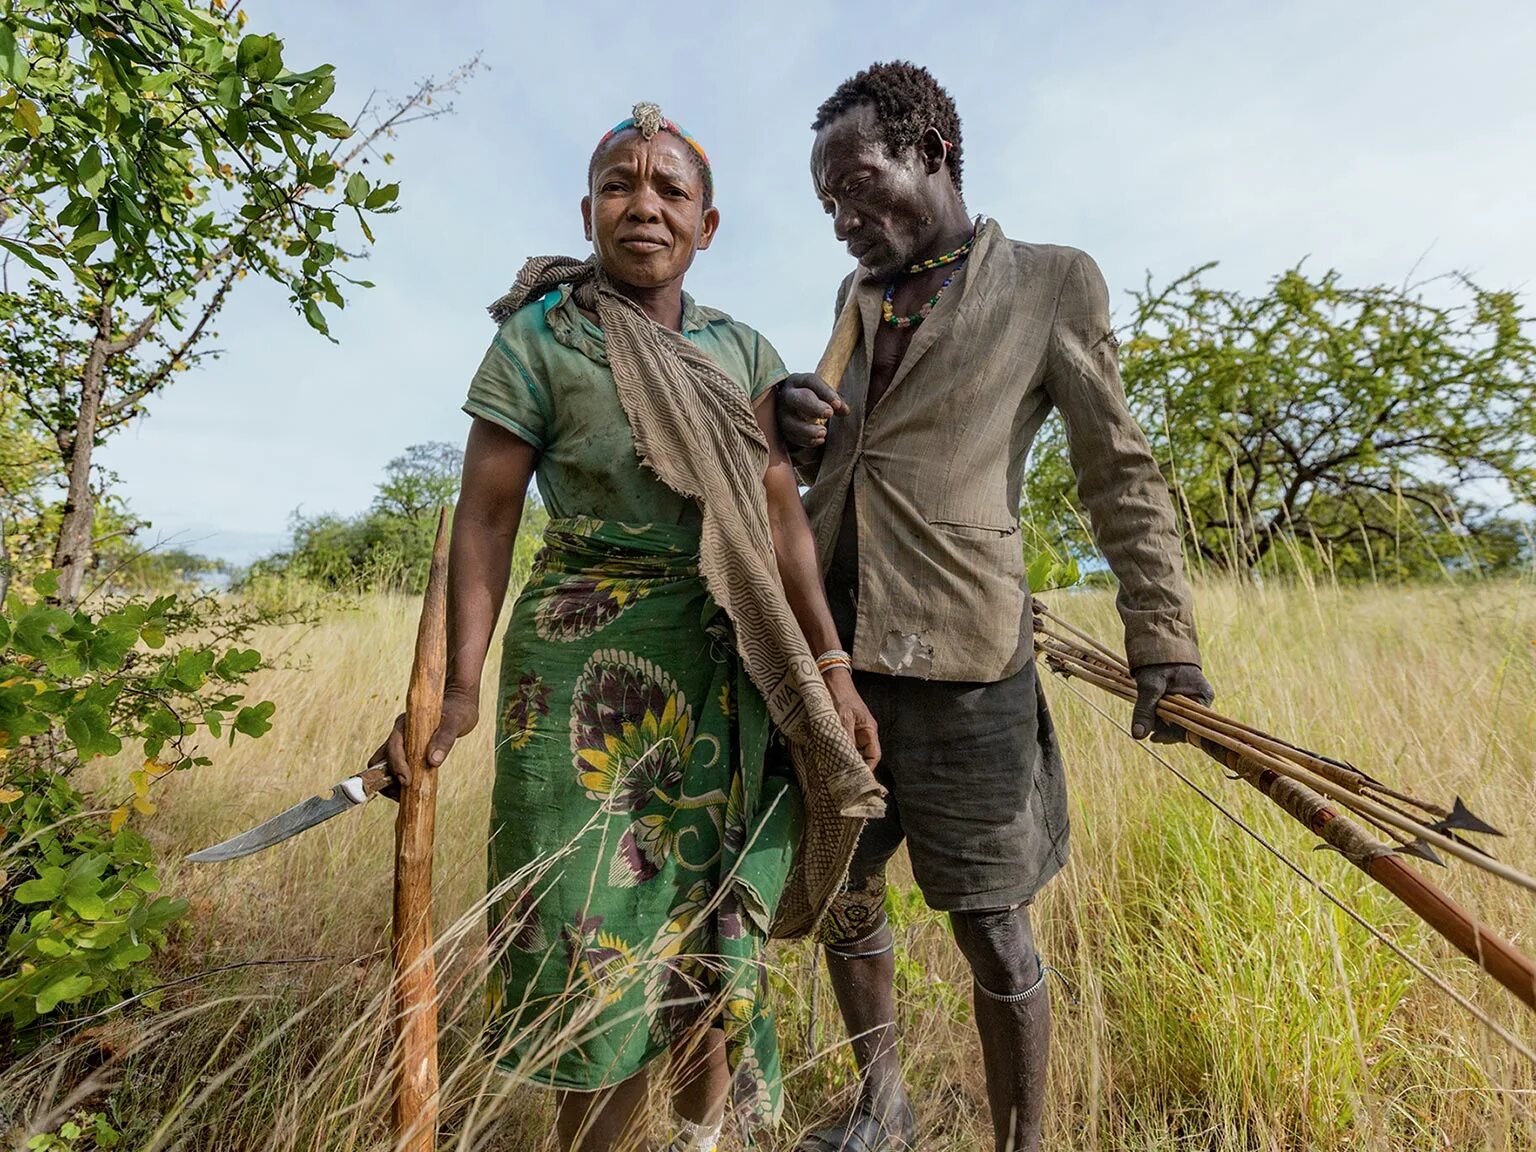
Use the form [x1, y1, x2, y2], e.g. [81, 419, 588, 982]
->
[491, 256, 884, 938]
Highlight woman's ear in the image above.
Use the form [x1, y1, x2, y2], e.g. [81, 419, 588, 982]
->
[581, 195, 593, 242]
[695, 205, 721, 252]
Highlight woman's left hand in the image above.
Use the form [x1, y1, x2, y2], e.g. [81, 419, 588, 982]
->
[824, 667, 881, 770]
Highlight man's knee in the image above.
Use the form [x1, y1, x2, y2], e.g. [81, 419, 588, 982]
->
[949, 905, 1040, 994]
[819, 862, 890, 949]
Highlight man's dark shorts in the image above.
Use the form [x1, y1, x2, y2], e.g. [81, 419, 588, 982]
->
[826, 661, 1070, 936]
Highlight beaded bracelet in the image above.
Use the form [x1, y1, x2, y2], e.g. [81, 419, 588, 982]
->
[815, 648, 853, 675]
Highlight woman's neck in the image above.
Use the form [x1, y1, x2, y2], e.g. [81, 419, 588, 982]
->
[612, 275, 686, 330]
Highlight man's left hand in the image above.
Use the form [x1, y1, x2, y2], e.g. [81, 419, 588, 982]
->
[1130, 662, 1214, 744]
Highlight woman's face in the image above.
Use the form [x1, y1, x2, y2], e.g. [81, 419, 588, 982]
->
[583, 131, 718, 290]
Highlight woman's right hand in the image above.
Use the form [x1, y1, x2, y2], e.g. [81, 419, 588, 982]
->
[368, 687, 481, 799]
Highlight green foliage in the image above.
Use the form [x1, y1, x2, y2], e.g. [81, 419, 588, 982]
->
[104, 546, 228, 594]
[1023, 264, 1536, 581]
[0, 0, 398, 312]
[25, 1109, 121, 1150]
[248, 440, 548, 596]
[0, 2, 472, 604]
[0, 572, 278, 1039]
[372, 442, 465, 520]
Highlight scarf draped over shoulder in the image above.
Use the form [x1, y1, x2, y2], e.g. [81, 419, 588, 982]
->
[489, 256, 884, 938]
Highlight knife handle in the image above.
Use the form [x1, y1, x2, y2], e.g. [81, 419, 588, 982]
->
[356, 765, 393, 800]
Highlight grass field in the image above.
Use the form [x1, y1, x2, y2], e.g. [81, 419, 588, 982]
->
[10, 578, 1536, 1150]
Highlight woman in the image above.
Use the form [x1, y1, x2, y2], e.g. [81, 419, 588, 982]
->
[372, 104, 884, 1151]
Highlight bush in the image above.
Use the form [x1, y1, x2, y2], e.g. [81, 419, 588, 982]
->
[1, 574, 278, 1045]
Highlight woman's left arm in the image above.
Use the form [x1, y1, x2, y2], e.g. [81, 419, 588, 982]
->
[756, 396, 881, 769]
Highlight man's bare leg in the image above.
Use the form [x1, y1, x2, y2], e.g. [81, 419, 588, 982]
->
[950, 904, 1050, 1152]
[799, 916, 915, 1150]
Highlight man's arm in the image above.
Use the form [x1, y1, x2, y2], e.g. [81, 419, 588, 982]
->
[1043, 251, 1213, 737]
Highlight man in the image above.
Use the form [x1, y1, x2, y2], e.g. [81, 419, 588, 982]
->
[776, 63, 1214, 1152]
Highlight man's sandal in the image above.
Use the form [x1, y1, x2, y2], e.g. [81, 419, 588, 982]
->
[797, 1098, 916, 1152]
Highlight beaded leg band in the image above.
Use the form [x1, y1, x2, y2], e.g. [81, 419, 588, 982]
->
[974, 954, 1048, 1005]
[825, 921, 894, 961]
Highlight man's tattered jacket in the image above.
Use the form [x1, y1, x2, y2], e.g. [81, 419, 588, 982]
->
[798, 218, 1201, 682]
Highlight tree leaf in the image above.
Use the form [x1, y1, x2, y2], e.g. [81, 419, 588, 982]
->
[304, 112, 353, 139]
[363, 183, 399, 210]
[35, 972, 93, 1015]
[233, 700, 275, 739]
[303, 298, 330, 336]
[344, 170, 367, 206]
[0, 236, 58, 278]
[216, 73, 242, 110]
[16, 870, 64, 903]
[13, 97, 42, 138]
[0, 22, 30, 84]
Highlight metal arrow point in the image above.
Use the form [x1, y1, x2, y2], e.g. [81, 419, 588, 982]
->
[185, 765, 392, 863]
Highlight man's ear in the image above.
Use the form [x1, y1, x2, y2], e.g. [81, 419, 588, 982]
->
[581, 195, 593, 242]
[918, 126, 948, 177]
[695, 205, 721, 252]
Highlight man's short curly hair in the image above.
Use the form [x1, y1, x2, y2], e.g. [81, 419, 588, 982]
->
[812, 61, 964, 193]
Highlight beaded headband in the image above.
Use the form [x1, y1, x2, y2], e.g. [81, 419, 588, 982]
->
[596, 101, 712, 175]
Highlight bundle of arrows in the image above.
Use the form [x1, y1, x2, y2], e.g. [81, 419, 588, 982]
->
[1031, 600, 1536, 1019]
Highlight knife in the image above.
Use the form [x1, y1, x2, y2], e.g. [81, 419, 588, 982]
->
[185, 764, 393, 863]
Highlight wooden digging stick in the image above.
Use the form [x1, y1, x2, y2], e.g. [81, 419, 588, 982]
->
[816, 293, 863, 394]
[392, 506, 450, 1151]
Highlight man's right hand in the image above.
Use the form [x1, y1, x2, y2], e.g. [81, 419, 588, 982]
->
[368, 687, 480, 799]
[776, 372, 848, 449]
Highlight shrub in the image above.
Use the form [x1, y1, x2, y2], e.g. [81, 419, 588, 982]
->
[1, 574, 278, 1044]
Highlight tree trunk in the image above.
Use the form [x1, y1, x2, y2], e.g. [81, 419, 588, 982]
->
[51, 301, 113, 608]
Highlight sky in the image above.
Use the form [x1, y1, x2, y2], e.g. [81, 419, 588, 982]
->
[95, 0, 1536, 563]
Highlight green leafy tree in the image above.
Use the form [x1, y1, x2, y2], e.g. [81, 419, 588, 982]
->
[1024, 264, 1536, 580]
[372, 440, 463, 520]
[248, 440, 547, 596]
[0, 1, 477, 604]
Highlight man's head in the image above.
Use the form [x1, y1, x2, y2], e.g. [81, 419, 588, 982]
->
[811, 62, 966, 279]
[582, 103, 719, 291]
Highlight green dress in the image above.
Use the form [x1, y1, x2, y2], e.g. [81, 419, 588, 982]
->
[464, 287, 802, 1125]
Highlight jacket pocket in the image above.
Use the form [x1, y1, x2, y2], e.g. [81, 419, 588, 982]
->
[928, 517, 1021, 541]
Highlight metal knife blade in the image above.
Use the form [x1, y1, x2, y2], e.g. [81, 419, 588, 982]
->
[185, 772, 378, 863]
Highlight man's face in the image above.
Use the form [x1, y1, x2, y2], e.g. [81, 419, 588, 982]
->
[582, 131, 718, 290]
[812, 104, 937, 280]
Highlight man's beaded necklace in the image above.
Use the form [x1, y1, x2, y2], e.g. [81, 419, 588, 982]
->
[880, 231, 976, 329]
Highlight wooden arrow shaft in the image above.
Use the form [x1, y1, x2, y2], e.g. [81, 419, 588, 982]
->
[392, 507, 450, 1150]
[1190, 737, 1536, 1013]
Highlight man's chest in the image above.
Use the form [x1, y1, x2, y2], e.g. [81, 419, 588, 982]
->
[866, 325, 916, 410]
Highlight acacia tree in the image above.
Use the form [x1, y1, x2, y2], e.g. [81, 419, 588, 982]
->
[1024, 264, 1536, 580]
[373, 441, 463, 521]
[0, 0, 476, 604]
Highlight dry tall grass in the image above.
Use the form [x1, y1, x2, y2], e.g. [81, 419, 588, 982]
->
[10, 578, 1536, 1150]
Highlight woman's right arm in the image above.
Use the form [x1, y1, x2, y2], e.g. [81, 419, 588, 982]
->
[373, 417, 537, 787]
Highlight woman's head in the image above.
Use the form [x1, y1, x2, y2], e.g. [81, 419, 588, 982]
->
[582, 103, 719, 291]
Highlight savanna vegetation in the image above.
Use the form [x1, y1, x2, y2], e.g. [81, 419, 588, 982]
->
[2, 3, 1533, 1150]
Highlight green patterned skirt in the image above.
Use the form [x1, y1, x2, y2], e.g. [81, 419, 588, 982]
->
[486, 517, 803, 1125]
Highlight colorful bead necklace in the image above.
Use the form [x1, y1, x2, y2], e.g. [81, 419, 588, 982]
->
[882, 273, 955, 329]
[880, 229, 976, 328]
[903, 232, 975, 274]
